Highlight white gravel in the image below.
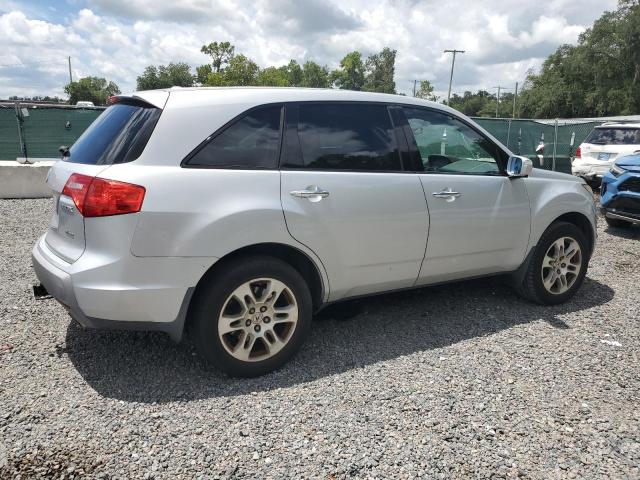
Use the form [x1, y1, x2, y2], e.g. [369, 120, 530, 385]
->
[1, 198, 639, 479]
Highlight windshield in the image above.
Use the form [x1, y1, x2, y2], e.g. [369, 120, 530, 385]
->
[65, 102, 161, 164]
[585, 127, 640, 146]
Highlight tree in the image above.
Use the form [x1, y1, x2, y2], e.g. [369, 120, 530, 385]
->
[64, 77, 120, 105]
[202, 54, 260, 86]
[330, 51, 366, 90]
[200, 41, 235, 73]
[517, 1, 640, 117]
[415, 80, 438, 101]
[300, 61, 330, 88]
[136, 62, 194, 90]
[256, 66, 291, 86]
[363, 47, 397, 94]
[283, 60, 303, 86]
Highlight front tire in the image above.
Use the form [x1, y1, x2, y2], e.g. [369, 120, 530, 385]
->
[517, 221, 589, 305]
[191, 255, 312, 377]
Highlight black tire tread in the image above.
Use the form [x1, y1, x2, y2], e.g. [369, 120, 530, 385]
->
[518, 221, 588, 305]
[190, 254, 312, 377]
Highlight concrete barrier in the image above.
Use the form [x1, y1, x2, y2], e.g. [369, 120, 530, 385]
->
[0, 160, 54, 198]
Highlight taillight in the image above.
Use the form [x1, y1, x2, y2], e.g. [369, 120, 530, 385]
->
[575, 146, 581, 158]
[62, 173, 145, 217]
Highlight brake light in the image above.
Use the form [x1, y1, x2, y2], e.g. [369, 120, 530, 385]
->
[575, 146, 581, 158]
[62, 173, 145, 217]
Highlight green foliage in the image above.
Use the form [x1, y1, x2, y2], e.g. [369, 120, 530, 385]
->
[64, 76, 120, 105]
[255, 66, 291, 87]
[518, 1, 640, 117]
[415, 80, 437, 101]
[448, 90, 516, 117]
[136, 62, 194, 90]
[300, 61, 330, 88]
[200, 41, 235, 73]
[330, 51, 365, 90]
[363, 47, 397, 94]
[140, 40, 398, 96]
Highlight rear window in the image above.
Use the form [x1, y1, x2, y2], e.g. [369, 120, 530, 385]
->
[296, 103, 401, 171]
[585, 127, 640, 146]
[65, 102, 161, 164]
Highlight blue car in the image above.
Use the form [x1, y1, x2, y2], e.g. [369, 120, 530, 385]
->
[600, 153, 640, 228]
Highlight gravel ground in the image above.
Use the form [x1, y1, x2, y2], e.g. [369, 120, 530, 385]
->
[1, 198, 639, 479]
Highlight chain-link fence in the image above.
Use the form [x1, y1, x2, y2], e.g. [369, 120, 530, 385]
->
[472, 117, 617, 174]
[0, 103, 104, 161]
[0, 102, 634, 171]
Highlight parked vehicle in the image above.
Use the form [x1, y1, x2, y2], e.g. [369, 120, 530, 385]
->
[32, 88, 597, 376]
[75, 101, 95, 108]
[572, 122, 640, 185]
[600, 153, 640, 228]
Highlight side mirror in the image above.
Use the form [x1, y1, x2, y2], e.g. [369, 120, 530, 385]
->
[506, 156, 533, 178]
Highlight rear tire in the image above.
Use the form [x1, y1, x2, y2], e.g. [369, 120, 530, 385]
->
[605, 217, 633, 229]
[516, 221, 589, 305]
[191, 255, 312, 377]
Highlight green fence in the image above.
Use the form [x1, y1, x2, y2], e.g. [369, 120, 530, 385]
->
[472, 118, 601, 174]
[0, 103, 626, 172]
[0, 104, 104, 161]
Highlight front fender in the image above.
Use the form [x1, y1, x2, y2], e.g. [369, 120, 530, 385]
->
[525, 175, 597, 252]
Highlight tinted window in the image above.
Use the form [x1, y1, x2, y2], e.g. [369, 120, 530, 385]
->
[186, 105, 282, 168]
[296, 103, 400, 171]
[585, 128, 640, 145]
[66, 102, 160, 164]
[403, 107, 502, 174]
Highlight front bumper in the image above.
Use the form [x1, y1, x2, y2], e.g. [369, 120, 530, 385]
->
[600, 171, 640, 224]
[31, 236, 205, 341]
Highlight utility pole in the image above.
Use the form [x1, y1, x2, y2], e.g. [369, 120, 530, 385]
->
[413, 79, 418, 97]
[444, 49, 464, 105]
[68, 56, 73, 84]
[493, 86, 508, 118]
[512, 81, 518, 118]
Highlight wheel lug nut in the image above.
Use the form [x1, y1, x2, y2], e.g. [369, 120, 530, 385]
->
[249, 308, 255, 314]
[260, 306, 267, 313]
[245, 320, 251, 327]
[263, 317, 270, 323]
[254, 325, 261, 332]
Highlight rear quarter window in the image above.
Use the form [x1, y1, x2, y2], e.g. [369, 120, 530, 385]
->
[585, 128, 640, 145]
[65, 102, 161, 165]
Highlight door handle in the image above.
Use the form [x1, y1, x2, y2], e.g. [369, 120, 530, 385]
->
[432, 188, 461, 202]
[290, 185, 330, 203]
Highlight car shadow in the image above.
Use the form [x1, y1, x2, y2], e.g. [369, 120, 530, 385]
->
[604, 224, 640, 239]
[63, 276, 614, 403]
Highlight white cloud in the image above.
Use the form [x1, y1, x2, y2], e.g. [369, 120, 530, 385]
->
[0, 0, 618, 99]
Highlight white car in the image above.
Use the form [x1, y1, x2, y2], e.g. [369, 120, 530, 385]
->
[32, 87, 597, 376]
[572, 123, 640, 184]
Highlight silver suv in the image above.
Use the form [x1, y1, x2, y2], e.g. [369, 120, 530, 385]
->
[33, 88, 597, 376]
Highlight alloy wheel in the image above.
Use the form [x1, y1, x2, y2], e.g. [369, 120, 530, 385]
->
[217, 278, 298, 362]
[541, 237, 582, 294]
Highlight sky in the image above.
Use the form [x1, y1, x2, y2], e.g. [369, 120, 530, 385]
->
[0, 0, 618, 99]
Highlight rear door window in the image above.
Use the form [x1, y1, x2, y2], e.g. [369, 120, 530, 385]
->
[585, 128, 640, 145]
[293, 103, 401, 171]
[65, 101, 161, 164]
[185, 105, 282, 169]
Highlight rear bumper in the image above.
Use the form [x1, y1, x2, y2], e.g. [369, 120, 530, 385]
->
[31, 235, 212, 341]
[571, 160, 611, 179]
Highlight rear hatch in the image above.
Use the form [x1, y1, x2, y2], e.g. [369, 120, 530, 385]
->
[580, 126, 640, 164]
[45, 96, 164, 263]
